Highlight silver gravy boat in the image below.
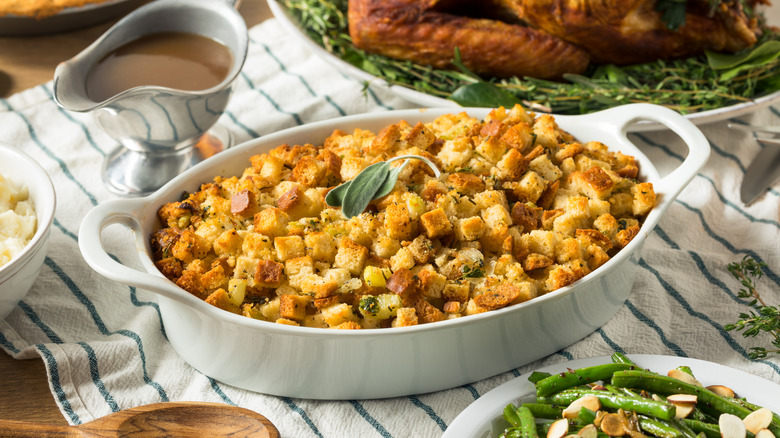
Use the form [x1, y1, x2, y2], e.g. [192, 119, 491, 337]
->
[53, 0, 248, 196]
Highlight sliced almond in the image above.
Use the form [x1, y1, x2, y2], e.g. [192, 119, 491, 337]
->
[673, 403, 696, 419]
[707, 385, 736, 398]
[601, 413, 627, 437]
[755, 429, 777, 438]
[562, 395, 601, 420]
[548, 418, 569, 438]
[744, 408, 774, 434]
[579, 424, 599, 438]
[667, 369, 703, 387]
[720, 413, 747, 438]
[667, 394, 698, 404]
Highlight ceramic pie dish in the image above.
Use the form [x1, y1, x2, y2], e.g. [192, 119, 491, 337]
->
[78, 103, 710, 399]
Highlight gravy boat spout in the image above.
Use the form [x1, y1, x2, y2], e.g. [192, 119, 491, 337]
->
[53, 0, 248, 196]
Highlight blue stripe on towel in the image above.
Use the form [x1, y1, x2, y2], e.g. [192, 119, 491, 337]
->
[596, 328, 624, 354]
[40, 86, 105, 157]
[461, 383, 480, 400]
[223, 111, 261, 139]
[206, 376, 236, 405]
[674, 200, 780, 286]
[37, 344, 80, 424]
[408, 395, 447, 431]
[255, 39, 347, 117]
[44, 257, 169, 401]
[79, 341, 120, 413]
[624, 300, 686, 357]
[639, 258, 780, 375]
[0, 100, 99, 206]
[18, 301, 62, 344]
[239, 71, 303, 126]
[653, 226, 679, 250]
[350, 400, 393, 438]
[282, 397, 324, 438]
[0, 331, 19, 355]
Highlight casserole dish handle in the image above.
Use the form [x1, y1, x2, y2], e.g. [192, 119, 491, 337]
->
[609, 103, 710, 200]
[78, 198, 203, 308]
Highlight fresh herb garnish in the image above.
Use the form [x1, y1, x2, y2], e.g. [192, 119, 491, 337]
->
[461, 265, 485, 279]
[724, 256, 780, 359]
[281, 0, 780, 115]
[325, 155, 441, 218]
[655, 0, 687, 31]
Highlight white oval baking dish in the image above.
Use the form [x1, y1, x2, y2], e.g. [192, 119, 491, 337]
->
[78, 103, 710, 400]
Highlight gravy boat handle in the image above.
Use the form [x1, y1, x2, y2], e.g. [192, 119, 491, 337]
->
[78, 199, 207, 309]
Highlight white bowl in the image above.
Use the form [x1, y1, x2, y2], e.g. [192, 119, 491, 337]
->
[78, 104, 710, 400]
[0, 145, 56, 321]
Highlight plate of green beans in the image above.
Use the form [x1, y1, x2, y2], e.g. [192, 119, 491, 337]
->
[443, 353, 780, 438]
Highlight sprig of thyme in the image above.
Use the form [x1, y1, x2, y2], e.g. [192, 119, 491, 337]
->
[724, 256, 780, 359]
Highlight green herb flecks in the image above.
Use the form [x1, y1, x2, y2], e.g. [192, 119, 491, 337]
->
[325, 155, 441, 218]
[280, 0, 780, 115]
[724, 256, 780, 359]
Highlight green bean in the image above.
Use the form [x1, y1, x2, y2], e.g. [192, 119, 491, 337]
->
[611, 370, 780, 436]
[538, 388, 677, 421]
[639, 417, 685, 438]
[501, 427, 522, 438]
[535, 363, 635, 397]
[676, 366, 695, 377]
[504, 403, 522, 427]
[576, 407, 597, 425]
[521, 403, 564, 419]
[681, 419, 722, 438]
[515, 406, 539, 438]
[528, 371, 552, 384]
[611, 352, 637, 366]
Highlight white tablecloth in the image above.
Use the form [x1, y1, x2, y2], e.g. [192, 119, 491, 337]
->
[1, 18, 779, 437]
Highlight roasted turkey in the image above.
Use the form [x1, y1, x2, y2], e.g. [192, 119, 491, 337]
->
[348, 0, 769, 79]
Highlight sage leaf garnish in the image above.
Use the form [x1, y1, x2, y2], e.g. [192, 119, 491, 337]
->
[342, 161, 389, 218]
[324, 179, 351, 207]
[326, 154, 441, 218]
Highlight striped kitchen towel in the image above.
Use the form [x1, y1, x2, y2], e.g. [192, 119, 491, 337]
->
[1, 18, 779, 438]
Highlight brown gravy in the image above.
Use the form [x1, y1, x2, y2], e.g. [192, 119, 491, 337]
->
[86, 32, 233, 102]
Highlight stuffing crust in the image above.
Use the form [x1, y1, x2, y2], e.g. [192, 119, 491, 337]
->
[151, 105, 655, 329]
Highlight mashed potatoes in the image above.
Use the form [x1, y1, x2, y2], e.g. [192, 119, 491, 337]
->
[0, 174, 37, 268]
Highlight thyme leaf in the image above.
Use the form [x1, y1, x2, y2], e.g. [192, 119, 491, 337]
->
[724, 256, 780, 359]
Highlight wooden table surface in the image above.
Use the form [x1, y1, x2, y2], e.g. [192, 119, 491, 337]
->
[0, 0, 272, 426]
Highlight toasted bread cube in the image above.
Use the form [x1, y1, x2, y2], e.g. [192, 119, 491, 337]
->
[417, 268, 446, 299]
[416, 299, 446, 324]
[632, 182, 655, 215]
[321, 303, 358, 327]
[200, 264, 228, 291]
[447, 172, 485, 196]
[172, 230, 209, 263]
[474, 284, 522, 310]
[529, 155, 562, 182]
[400, 122, 434, 150]
[442, 281, 470, 302]
[391, 307, 419, 327]
[571, 166, 615, 199]
[495, 148, 528, 181]
[213, 229, 243, 256]
[513, 171, 547, 203]
[384, 202, 413, 240]
[340, 156, 367, 181]
[274, 235, 305, 261]
[475, 136, 508, 163]
[390, 247, 416, 272]
[255, 260, 284, 288]
[334, 238, 369, 275]
[285, 256, 314, 289]
[500, 122, 535, 151]
[407, 235, 435, 264]
[420, 208, 453, 238]
[304, 231, 336, 262]
[279, 294, 310, 321]
[292, 156, 327, 188]
[204, 288, 240, 313]
[438, 137, 473, 171]
[456, 216, 486, 241]
[253, 207, 288, 237]
[241, 231, 275, 260]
